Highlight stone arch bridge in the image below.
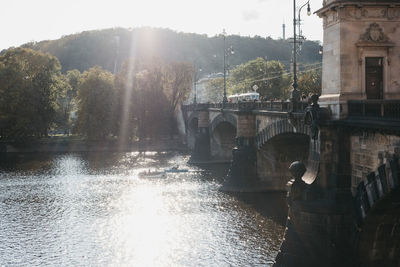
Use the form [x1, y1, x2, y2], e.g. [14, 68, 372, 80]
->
[182, 101, 318, 192]
[182, 100, 400, 266]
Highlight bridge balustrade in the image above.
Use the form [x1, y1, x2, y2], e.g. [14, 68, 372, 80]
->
[354, 156, 399, 224]
[182, 101, 308, 112]
[348, 100, 400, 120]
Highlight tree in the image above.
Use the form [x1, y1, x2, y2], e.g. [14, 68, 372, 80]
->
[135, 65, 169, 140]
[113, 59, 140, 143]
[298, 68, 322, 97]
[0, 48, 63, 138]
[162, 62, 193, 137]
[114, 59, 191, 142]
[204, 77, 224, 103]
[75, 66, 116, 140]
[228, 58, 291, 100]
[66, 69, 81, 97]
[53, 75, 73, 134]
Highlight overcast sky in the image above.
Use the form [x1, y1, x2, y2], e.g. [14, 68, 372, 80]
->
[1, 0, 323, 50]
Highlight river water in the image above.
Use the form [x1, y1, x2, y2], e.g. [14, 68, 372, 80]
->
[0, 152, 287, 266]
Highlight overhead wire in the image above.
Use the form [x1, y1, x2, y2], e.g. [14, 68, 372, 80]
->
[229, 61, 322, 83]
[242, 65, 322, 85]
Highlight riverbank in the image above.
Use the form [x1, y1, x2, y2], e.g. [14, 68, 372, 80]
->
[0, 137, 188, 153]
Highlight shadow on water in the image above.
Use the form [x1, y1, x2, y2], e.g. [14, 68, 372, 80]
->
[226, 192, 288, 226]
[192, 162, 289, 226]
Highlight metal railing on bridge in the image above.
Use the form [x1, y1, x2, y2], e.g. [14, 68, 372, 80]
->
[348, 100, 400, 120]
[182, 101, 308, 113]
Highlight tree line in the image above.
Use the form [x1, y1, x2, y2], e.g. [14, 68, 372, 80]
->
[0, 48, 192, 141]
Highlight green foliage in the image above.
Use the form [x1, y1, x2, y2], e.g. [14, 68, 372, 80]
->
[163, 62, 193, 112]
[75, 67, 116, 140]
[162, 61, 193, 137]
[53, 75, 73, 134]
[11, 27, 322, 75]
[298, 68, 322, 96]
[228, 58, 291, 99]
[0, 48, 63, 138]
[113, 60, 139, 141]
[204, 77, 224, 103]
[113, 59, 193, 141]
[134, 63, 169, 139]
[66, 69, 81, 98]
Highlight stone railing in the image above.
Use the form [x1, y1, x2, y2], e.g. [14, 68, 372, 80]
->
[182, 101, 308, 113]
[348, 100, 400, 120]
[354, 154, 399, 224]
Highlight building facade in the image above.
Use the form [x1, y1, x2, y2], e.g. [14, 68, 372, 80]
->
[317, 0, 400, 119]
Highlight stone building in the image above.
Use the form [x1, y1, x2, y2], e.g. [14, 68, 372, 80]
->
[318, 0, 400, 118]
[317, 0, 400, 193]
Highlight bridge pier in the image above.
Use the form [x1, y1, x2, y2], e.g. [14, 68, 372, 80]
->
[221, 107, 267, 192]
[275, 125, 356, 267]
[189, 109, 211, 163]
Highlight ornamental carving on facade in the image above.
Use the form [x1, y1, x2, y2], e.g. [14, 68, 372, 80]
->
[387, 8, 400, 20]
[360, 23, 389, 43]
[332, 6, 400, 21]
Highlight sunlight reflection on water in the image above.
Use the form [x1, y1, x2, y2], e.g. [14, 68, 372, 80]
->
[0, 152, 285, 266]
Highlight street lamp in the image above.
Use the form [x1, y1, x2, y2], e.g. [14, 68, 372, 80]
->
[292, 0, 311, 111]
[298, 1, 311, 43]
[193, 67, 202, 105]
[222, 29, 234, 108]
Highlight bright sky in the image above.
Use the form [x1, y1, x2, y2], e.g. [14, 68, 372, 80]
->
[1, 0, 323, 50]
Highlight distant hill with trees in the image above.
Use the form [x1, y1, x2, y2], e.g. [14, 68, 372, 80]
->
[4, 27, 322, 75]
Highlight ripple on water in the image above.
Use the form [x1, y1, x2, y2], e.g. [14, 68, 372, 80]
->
[0, 152, 285, 266]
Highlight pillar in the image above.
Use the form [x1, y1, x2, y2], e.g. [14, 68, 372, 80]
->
[220, 105, 262, 192]
[189, 109, 210, 163]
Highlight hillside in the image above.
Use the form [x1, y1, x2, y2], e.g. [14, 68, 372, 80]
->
[8, 27, 322, 74]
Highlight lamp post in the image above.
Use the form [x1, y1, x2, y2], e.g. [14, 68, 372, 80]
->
[263, 56, 268, 91]
[291, 0, 311, 111]
[193, 67, 202, 105]
[298, 1, 311, 42]
[222, 29, 234, 108]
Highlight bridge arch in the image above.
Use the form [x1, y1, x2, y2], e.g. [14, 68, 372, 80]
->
[209, 113, 237, 161]
[256, 119, 320, 191]
[256, 119, 311, 149]
[210, 113, 237, 134]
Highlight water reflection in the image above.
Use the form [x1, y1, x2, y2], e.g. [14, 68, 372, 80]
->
[0, 152, 286, 266]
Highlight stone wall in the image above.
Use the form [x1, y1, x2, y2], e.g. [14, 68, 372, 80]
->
[350, 132, 400, 194]
[317, 2, 400, 118]
[197, 111, 209, 128]
[340, 18, 400, 99]
[208, 110, 222, 125]
[237, 114, 256, 138]
[210, 122, 236, 161]
[257, 134, 309, 191]
[255, 113, 286, 135]
[186, 117, 198, 150]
